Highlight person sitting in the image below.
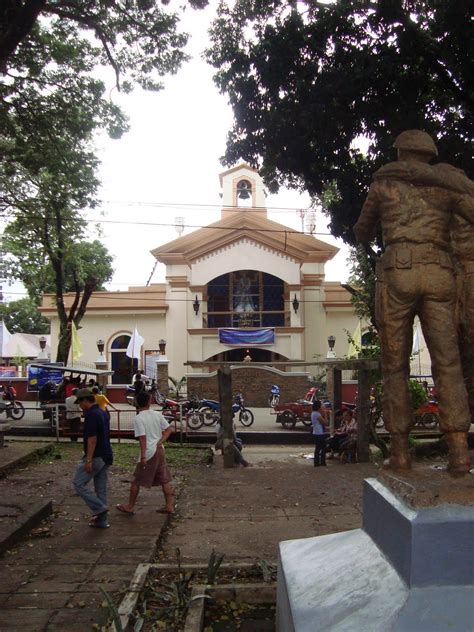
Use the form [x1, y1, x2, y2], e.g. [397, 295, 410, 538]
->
[327, 409, 352, 458]
[39, 381, 56, 405]
[339, 410, 358, 461]
[3, 381, 17, 403]
[214, 419, 250, 467]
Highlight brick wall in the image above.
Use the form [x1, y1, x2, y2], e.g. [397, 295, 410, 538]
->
[187, 368, 312, 407]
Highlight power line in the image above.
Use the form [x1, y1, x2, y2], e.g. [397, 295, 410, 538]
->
[2, 289, 350, 304]
[0, 213, 334, 236]
[101, 200, 316, 214]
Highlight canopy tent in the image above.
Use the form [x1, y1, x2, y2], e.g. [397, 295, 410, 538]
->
[2, 333, 51, 359]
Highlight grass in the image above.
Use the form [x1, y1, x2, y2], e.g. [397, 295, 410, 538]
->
[35, 441, 210, 471]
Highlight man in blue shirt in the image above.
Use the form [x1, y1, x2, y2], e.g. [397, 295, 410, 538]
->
[72, 388, 113, 529]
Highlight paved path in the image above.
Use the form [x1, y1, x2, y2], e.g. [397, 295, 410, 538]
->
[0, 444, 169, 632]
[161, 446, 377, 564]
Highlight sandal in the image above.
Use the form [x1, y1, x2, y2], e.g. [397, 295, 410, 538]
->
[116, 504, 135, 515]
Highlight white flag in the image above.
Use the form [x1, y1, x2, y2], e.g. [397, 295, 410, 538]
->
[0, 320, 12, 357]
[126, 326, 144, 359]
[412, 323, 421, 355]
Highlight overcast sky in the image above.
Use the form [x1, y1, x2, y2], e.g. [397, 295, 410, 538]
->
[3, 1, 350, 302]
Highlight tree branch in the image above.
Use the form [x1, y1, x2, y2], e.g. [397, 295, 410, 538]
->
[0, 0, 47, 73]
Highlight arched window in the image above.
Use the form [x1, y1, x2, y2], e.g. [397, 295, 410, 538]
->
[109, 333, 137, 384]
[206, 270, 286, 328]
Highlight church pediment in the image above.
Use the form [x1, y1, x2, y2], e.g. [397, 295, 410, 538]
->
[151, 212, 338, 265]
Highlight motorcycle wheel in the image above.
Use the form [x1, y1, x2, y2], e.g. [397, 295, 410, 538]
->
[239, 408, 254, 427]
[153, 391, 166, 406]
[200, 407, 217, 425]
[186, 411, 204, 430]
[269, 395, 280, 407]
[279, 410, 296, 430]
[421, 412, 438, 429]
[10, 401, 25, 420]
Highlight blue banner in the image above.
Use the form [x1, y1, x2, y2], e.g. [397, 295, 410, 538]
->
[27, 365, 65, 392]
[218, 328, 275, 345]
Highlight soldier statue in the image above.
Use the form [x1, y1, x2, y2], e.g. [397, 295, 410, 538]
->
[354, 130, 474, 476]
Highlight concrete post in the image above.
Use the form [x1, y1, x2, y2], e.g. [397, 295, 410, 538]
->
[94, 361, 109, 390]
[218, 366, 235, 468]
[357, 368, 371, 462]
[156, 359, 169, 396]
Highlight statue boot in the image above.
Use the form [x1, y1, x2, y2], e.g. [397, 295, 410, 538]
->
[387, 434, 411, 470]
[445, 431, 471, 477]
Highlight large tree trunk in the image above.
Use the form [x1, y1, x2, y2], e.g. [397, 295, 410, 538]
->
[56, 323, 71, 365]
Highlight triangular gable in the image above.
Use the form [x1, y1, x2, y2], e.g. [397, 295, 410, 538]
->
[151, 212, 338, 265]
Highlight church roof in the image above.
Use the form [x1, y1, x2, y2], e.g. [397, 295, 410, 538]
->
[219, 163, 258, 186]
[151, 211, 338, 265]
[40, 284, 168, 314]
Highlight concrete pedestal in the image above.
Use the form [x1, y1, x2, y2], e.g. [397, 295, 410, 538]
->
[277, 477, 474, 632]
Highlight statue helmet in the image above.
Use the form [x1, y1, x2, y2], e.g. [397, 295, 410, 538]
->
[393, 130, 438, 157]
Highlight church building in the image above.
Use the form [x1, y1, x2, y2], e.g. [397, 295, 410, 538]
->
[41, 165, 360, 389]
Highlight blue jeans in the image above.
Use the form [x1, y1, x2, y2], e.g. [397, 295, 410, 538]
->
[73, 457, 109, 516]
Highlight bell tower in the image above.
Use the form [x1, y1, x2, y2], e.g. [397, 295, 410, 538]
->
[219, 164, 267, 218]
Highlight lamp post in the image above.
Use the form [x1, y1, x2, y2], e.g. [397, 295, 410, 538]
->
[327, 335, 336, 359]
[96, 338, 106, 363]
[37, 335, 48, 360]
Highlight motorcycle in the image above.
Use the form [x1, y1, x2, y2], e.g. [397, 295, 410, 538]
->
[0, 399, 25, 420]
[268, 384, 280, 408]
[126, 380, 166, 407]
[159, 395, 204, 430]
[199, 393, 254, 428]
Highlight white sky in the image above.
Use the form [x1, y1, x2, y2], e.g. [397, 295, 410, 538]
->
[2, 1, 350, 302]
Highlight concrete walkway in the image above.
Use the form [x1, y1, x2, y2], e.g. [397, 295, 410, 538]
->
[161, 446, 377, 564]
[0, 443, 169, 632]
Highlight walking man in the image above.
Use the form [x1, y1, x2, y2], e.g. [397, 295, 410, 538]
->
[116, 391, 174, 515]
[73, 388, 113, 528]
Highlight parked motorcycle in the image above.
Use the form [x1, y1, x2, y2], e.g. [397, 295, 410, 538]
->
[0, 399, 25, 420]
[160, 395, 203, 430]
[126, 380, 166, 407]
[268, 384, 280, 408]
[198, 393, 254, 428]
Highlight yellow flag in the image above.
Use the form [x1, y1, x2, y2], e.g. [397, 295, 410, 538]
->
[70, 321, 83, 363]
[347, 321, 362, 358]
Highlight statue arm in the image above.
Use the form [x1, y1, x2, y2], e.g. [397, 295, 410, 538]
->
[354, 183, 380, 244]
[457, 194, 474, 224]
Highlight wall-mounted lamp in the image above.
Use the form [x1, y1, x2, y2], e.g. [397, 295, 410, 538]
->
[39, 336, 47, 351]
[158, 339, 167, 355]
[96, 339, 105, 355]
[292, 294, 300, 314]
[327, 335, 336, 359]
[193, 295, 200, 315]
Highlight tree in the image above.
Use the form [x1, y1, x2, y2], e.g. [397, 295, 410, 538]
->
[0, 297, 49, 334]
[0, 1, 207, 361]
[0, 1, 208, 79]
[207, 0, 473, 246]
[2, 208, 114, 362]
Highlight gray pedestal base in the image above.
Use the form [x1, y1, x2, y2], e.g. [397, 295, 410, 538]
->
[277, 478, 474, 632]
